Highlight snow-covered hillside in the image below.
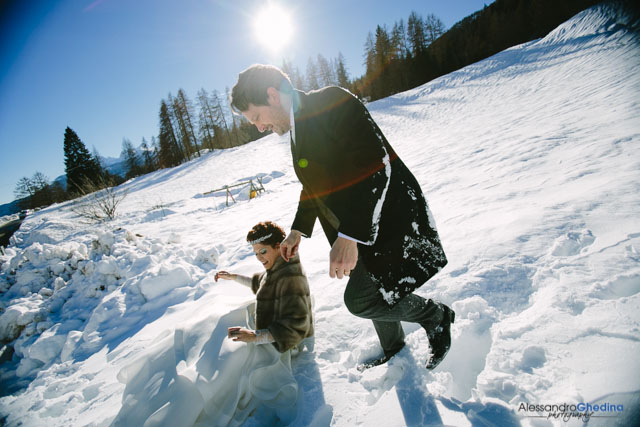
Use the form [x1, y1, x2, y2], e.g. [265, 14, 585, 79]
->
[1, 2, 639, 426]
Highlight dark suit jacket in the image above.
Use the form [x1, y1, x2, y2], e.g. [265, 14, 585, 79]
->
[290, 87, 447, 305]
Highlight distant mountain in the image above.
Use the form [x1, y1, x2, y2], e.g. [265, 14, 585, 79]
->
[52, 143, 147, 189]
[0, 199, 22, 217]
[99, 151, 131, 178]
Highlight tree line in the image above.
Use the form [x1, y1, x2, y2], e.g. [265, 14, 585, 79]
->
[282, 0, 599, 102]
[13, 86, 262, 210]
[154, 88, 262, 169]
[125, 87, 263, 176]
[13, 0, 601, 211]
[351, 0, 602, 101]
[280, 53, 351, 93]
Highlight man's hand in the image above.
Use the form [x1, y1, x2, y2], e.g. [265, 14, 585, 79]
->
[330, 237, 358, 279]
[280, 230, 302, 262]
[228, 327, 256, 343]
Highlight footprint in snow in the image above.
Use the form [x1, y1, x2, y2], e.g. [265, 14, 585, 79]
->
[550, 229, 595, 257]
[590, 274, 640, 300]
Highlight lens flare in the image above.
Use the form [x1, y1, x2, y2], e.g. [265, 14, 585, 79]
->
[253, 4, 293, 51]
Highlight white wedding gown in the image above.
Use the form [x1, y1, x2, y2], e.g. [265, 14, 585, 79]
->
[112, 298, 309, 426]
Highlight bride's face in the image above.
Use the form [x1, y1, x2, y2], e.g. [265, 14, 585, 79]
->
[252, 242, 281, 270]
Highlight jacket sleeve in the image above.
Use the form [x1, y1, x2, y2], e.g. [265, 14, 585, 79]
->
[268, 275, 313, 352]
[251, 272, 264, 294]
[322, 88, 392, 244]
[291, 188, 318, 238]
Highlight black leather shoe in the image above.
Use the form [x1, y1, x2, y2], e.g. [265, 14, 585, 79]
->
[357, 343, 405, 372]
[426, 305, 455, 370]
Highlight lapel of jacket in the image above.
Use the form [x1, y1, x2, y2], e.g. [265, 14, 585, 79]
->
[291, 90, 306, 162]
[290, 133, 297, 163]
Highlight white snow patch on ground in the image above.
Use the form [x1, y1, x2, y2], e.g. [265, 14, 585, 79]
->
[1, 3, 639, 426]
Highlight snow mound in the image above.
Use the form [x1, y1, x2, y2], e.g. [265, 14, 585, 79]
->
[542, 1, 640, 45]
[1, 228, 219, 387]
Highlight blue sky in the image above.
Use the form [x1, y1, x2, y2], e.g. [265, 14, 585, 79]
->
[0, 0, 492, 205]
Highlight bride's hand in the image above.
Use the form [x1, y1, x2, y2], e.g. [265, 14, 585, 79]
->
[215, 271, 236, 282]
[228, 327, 256, 343]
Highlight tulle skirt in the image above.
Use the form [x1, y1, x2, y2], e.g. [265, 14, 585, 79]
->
[112, 299, 305, 427]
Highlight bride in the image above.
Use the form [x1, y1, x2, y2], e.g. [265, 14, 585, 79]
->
[112, 221, 314, 426]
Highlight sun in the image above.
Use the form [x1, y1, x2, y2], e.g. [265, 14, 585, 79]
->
[253, 4, 293, 51]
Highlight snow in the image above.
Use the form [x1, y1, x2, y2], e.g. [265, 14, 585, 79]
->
[1, 3, 639, 425]
[363, 118, 392, 246]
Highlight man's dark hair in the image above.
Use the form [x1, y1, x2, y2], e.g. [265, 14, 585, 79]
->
[230, 64, 294, 113]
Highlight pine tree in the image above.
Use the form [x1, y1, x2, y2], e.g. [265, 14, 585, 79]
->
[294, 69, 305, 91]
[424, 14, 445, 45]
[197, 88, 216, 150]
[390, 20, 410, 92]
[91, 146, 106, 176]
[316, 54, 335, 87]
[391, 20, 409, 60]
[166, 93, 189, 159]
[305, 58, 320, 90]
[140, 137, 156, 173]
[121, 138, 141, 179]
[211, 90, 232, 148]
[169, 92, 193, 159]
[407, 11, 427, 56]
[335, 52, 350, 89]
[281, 59, 299, 88]
[176, 89, 200, 157]
[158, 100, 182, 167]
[63, 127, 100, 194]
[372, 25, 393, 99]
[90, 146, 122, 186]
[151, 136, 160, 163]
[362, 32, 377, 100]
[226, 87, 246, 147]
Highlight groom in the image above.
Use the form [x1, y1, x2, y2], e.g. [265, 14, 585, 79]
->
[230, 64, 454, 370]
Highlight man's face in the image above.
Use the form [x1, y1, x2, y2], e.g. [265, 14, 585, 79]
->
[242, 87, 291, 136]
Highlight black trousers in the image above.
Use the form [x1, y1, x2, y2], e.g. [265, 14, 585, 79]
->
[344, 259, 446, 358]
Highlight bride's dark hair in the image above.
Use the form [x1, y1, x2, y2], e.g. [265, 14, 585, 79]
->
[246, 221, 286, 248]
